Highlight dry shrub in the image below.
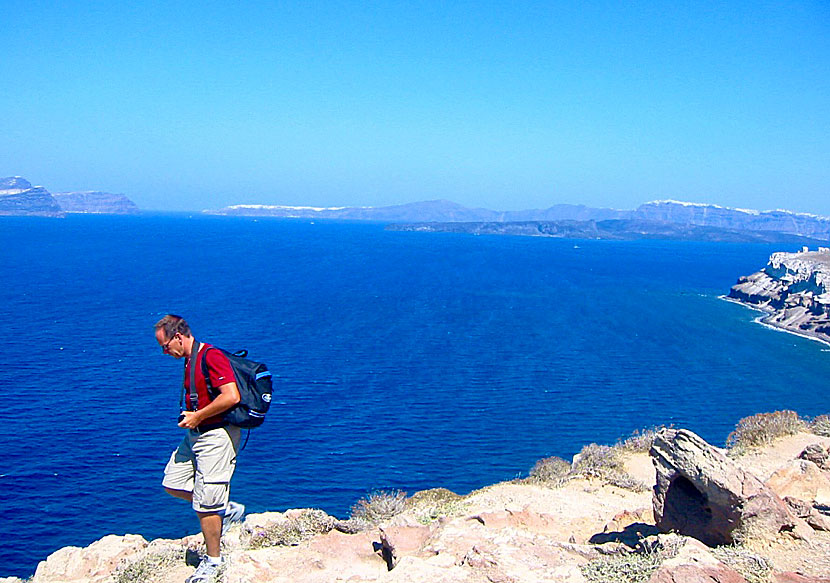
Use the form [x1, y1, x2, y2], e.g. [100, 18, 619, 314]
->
[245, 509, 334, 549]
[406, 488, 464, 524]
[527, 444, 648, 493]
[528, 455, 571, 485]
[349, 490, 407, 527]
[572, 443, 625, 477]
[573, 443, 647, 491]
[581, 535, 683, 583]
[726, 410, 804, 452]
[711, 545, 772, 583]
[808, 414, 830, 437]
[616, 426, 665, 453]
[114, 545, 184, 583]
[581, 551, 663, 583]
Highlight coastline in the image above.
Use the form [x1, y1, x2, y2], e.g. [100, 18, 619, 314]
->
[719, 295, 830, 348]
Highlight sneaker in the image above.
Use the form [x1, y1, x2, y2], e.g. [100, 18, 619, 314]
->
[185, 556, 223, 583]
[222, 501, 245, 530]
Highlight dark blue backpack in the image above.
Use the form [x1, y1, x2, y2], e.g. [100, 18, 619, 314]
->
[198, 345, 273, 428]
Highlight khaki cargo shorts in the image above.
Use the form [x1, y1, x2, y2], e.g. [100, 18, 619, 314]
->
[162, 425, 241, 513]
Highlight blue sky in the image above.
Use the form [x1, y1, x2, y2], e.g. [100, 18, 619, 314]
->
[2, 1, 828, 213]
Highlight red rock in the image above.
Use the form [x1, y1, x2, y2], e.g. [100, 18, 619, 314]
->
[378, 525, 435, 569]
[33, 534, 147, 583]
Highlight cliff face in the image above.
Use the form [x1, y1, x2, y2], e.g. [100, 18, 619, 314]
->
[0, 177, 64, 217]
[635, 201, 830, 239]
[53, 191, 140, 214]
[728, 248, 830, 342]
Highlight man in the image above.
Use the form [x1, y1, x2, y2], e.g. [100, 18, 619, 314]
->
[155, 314, 246, 583]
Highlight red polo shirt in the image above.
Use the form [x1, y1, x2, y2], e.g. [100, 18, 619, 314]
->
[184, 343, 236, 426]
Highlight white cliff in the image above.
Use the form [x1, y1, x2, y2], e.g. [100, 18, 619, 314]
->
[728, 248, 830, 343]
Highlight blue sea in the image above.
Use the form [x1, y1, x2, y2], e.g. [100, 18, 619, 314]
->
[2, 214, 830, 577]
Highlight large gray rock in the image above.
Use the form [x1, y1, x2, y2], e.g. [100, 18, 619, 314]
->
[799, 443, 830, 471]
[650, 429, 810, 546]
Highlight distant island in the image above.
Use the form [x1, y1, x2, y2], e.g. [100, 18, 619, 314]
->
[727, 246, 830, 344]
[0, 177, 139, 216]
[53, 190, 139, 214]
[386, 219, 827, 244]
[0, 177, 64, 217]
[207, 199, 830, 244]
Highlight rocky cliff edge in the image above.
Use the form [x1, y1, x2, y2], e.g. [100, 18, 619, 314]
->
[8, 422, 830, 583]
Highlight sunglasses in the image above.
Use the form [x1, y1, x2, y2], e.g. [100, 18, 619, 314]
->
[162, 333, 179, 353]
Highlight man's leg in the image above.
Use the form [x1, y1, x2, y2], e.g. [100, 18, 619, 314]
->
[165, 487, 193, 501]
[197, 512, 223, 558]
[165, 488, 221, 556]
[190, 427, 240, 561]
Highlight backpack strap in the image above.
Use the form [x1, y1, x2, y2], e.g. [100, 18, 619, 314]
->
[181, 340, 200, 412]
[200, 345, 219, 399]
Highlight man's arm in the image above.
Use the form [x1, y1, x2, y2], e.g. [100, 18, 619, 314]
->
[178, 382, 241, 429]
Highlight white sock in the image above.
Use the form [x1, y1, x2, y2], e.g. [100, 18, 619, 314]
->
[205, 555, 222, 565]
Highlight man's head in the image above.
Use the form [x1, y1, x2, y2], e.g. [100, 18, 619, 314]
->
[155, 314, 193, 359]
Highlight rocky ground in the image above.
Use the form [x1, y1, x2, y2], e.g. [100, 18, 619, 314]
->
[8, 427, 830, 583]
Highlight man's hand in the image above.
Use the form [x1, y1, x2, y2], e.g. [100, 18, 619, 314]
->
[178, 410, 202, 429]
[178, 382, 240, 430]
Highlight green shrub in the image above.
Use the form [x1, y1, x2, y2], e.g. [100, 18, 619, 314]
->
[245, 509, 334, 549]
[726, 411, 804, 452]
[349, 490, 407, 526]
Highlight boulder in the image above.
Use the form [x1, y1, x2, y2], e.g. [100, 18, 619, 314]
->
[799, 443, 830, 471]
[647, 538, 746, 583]
[650, 429, 810, 545]
[782, 497, 830, 531]
[32, 534, 147, 583]
[766, 459, 830, 505]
